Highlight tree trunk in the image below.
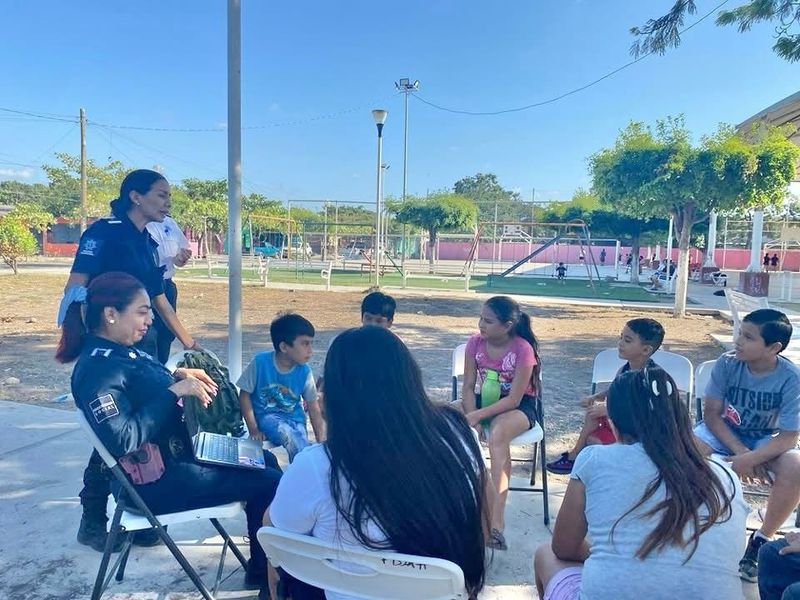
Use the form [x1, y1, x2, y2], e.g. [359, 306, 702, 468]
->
[630, 235, 641, 284]
[673, 203, 696, 318]
[428, 228, 437, 273]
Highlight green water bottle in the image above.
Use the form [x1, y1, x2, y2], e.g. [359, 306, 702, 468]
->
[480, 369, 502, 428]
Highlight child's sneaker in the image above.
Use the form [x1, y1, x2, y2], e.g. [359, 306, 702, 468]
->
[739, 531, 769, 583]
[546, 452, 575, 475]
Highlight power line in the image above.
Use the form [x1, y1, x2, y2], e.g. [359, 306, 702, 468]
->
[412, 0, 731, 116]
[0, 107, 78, 124]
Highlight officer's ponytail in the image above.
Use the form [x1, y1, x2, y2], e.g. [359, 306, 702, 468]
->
[55, 272, 146, 363]
[110, 169, 167, 218]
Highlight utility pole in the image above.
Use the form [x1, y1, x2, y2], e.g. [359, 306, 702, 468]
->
[80, 108, 87, 233]
[395, 78, 419, 270]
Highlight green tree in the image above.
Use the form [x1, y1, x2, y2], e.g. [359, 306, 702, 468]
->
[0, 217, 38, 274]
[41, 153, 128, 217]
[632, 1, 800, 62]
[589, 210, 669, 283]
[7, 203, 55, 234]
[0, 181, 51, 207]
[453, 173, 528, 222]
[592, 117, 800, 316]
[395, 193, 477, 271]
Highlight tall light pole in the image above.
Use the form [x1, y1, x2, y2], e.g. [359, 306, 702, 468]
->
[395, 78, 419, 270]
[227, 0, 243, 380]
[372, 109, 388, 288]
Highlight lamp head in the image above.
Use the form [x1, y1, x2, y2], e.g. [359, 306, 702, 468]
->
[372, 109, 388, 125]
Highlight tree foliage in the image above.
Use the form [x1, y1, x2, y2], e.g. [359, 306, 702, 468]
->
[7, 203, 55, 233]
[453, 173, 529, 222]
[591, 116, 799, 315]
[41, 153, 128, 217]
[395, 193, 477, 268]
[632, 0, 800, 62]
[0, 217, 38, 274]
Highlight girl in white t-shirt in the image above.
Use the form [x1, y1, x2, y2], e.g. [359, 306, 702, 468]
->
[534, 365, 748, 600]
[268, 326, 489, 600]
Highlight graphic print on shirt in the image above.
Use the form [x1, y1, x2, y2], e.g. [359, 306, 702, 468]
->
[475, 348, 517, 396]
[724, 384, 783, 434]
[261, 383, 301, 413]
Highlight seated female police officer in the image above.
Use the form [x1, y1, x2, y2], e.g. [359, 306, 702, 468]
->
[56, 271, 281, 589]
[57, 169, 205, 552]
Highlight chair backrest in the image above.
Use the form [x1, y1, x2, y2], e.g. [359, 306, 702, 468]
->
[450, 344, 467, 402]
[75, 409, 119, 469]
[591, 348, 694, 401]
[693, 359, 716, 422]
[724, 288, 770, 341]
[257, 527, 467, 600]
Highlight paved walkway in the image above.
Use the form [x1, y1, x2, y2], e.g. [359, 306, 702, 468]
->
[0, 400, 563, 599]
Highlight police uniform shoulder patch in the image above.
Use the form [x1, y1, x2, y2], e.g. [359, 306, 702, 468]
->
[79, 238, 102, 257]
[90, 347, 113, 358]
[89, 394, 119, 423]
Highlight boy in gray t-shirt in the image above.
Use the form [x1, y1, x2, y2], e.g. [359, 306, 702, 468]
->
[694, 308, 800, 584]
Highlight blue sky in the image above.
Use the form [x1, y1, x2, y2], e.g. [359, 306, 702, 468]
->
[1, 0, 798, 208]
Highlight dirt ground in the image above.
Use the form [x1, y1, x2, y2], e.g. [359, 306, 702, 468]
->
[1, 273, 728, 460]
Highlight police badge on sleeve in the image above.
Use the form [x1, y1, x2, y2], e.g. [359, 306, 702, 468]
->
[90, 394, 119, 423]
[79, 238, 101, 256]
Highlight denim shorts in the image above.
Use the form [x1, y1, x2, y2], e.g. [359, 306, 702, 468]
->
[693, 422, 775, 456]
[477, 393, 539, 430]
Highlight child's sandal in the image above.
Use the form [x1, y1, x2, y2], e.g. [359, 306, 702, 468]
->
[488, 528, 508, 551]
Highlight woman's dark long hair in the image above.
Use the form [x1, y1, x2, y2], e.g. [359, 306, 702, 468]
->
[324, 327, 487, 596]
[484, 295, 541, 387]
[55, 272, 146, 363]
[607, 366, 735, 561]
[109, 169, 166, 218]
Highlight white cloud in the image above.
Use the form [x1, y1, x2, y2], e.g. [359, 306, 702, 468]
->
[0, 168, 33, 179]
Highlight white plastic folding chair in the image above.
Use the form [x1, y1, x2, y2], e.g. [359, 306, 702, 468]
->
[257, 526, 468, 600]
[75, 410, 248, 600]
[591, 348, 694, 411]
[693, 359, 716, 423]
[450, 344, 550, 525]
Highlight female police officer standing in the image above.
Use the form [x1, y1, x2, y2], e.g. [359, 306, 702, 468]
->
[57, 272, 281, 589]
[58, 169, 198, 358]
[56, 170, 205, 553]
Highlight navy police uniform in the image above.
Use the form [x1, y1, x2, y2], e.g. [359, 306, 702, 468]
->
[72, 335, 281, 570]
[71, 212, 166, 358]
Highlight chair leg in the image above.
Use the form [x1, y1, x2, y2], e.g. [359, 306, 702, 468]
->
[91, 506, 124, 600]
[212, 538, 229, 597]
[540, 439, 550, 527]
[210, 518, 249, 570]
[115, 537, 134, 582]
[530, 443, 538, 486]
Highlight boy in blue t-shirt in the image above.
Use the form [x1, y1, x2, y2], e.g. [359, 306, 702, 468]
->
[694, 308, 800, 583]
[237, 313, 325, 462]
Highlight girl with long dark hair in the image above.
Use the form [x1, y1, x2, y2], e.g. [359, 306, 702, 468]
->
[534, 366, 748, 600]
[268, 326, 488, 600]
[461, 295, 541, 550]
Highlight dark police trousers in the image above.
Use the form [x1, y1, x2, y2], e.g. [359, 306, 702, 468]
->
[110, 450, 281, 570]
[153, 278, 178, 364]
[79, 330, 164, 521]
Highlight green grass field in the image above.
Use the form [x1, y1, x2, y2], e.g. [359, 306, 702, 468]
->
[177, 266, 668, 302]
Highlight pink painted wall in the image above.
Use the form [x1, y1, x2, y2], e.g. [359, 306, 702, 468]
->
[432, 241, 800, 271]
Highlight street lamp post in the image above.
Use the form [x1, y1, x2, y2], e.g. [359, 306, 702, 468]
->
[372, 109, 388, 288]
[395, 78, 419, 271]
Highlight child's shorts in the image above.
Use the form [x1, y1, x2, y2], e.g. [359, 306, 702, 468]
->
[477, 393, 539, 430]
[544, 566, 582, 600]
[693, 422, 776, 456]
[589, 416, 616, 445]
